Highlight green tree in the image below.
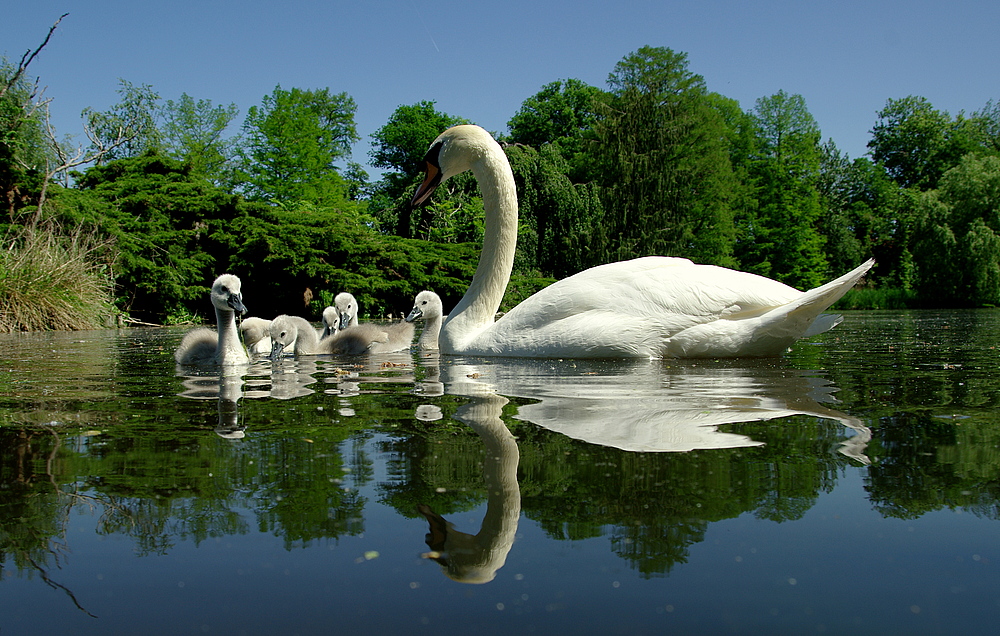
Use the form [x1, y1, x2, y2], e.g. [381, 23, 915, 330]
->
[818, 141, 911, 289]
[868, 96, 983, 191]
[367, 101, 467, 236]
[507, 78, 605, 177]
[1, 56, 50, 220]
[739, 90, 827, 288]
[159, 93, 240, 185]
[910, 154, 1000, 305]
[67, 154, 240, 322]
[590, 46, 737, 266]
[82, 79, 161, 164]
[972, 99, 1000, 154]
[507, 143, 606, 277]
[238, 85, 359, 205]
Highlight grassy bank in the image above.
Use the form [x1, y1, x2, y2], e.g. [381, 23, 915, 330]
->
[0, 223, 118, 332]
[833, 287, 919, 310]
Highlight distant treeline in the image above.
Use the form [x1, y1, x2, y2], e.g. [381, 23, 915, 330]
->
[3, 31, 1000, 328]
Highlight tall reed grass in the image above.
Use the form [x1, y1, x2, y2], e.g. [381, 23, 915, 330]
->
[0, 223, 117, 331]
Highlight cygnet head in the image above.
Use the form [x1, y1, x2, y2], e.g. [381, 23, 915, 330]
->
[334, 292, 358, 331]
[321, 306, 339, 337]
[268, 315, 298, 359]
[406, 290, 443, 323]
[411, 125, 498, 206]
[211, 274, 247, 315]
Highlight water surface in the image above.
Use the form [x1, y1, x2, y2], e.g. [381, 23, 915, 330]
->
[1, 311, 998, 634]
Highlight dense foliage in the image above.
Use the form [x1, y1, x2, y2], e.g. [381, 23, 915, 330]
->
[4, 30, 1000, 329]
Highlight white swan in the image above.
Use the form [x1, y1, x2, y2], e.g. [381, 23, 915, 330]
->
[174, 274, 250, 365]
[239, 317, 272, 356]
[334, 292, 416, 353]
[411, 125, 875, 359]
[269, 314, 389, 357]
[406, 290, 444, 350]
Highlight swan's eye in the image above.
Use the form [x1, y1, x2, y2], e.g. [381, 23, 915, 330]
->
[421, 301, 427, 305]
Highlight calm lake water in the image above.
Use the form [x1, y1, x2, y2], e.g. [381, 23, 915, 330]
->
[2, 310, 999, 634]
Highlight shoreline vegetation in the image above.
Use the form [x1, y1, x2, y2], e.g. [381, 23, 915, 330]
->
[0, 221, 117, 332]
[4, 19, 999, 332]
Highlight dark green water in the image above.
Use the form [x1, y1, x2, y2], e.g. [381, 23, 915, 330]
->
[1, 310, 998, 634]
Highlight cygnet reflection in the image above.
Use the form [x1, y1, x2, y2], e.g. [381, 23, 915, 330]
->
[418, 393, 520, 584]
[177, 371, 248, 439]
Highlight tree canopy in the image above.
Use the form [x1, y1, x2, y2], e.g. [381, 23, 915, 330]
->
[6, 23, 1000, 330]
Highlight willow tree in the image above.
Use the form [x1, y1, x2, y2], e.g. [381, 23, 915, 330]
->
[911, 154, 1000, 306]
[590, 46, 737, 266]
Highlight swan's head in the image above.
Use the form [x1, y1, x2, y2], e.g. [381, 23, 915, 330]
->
[321, 306, 339, 336]
[334, 292, 358, 331]
[411, 125, 499, 206]
[268, 314, 298, 359]
[211, 274, 247, 315]
[406, 290, 443, 323]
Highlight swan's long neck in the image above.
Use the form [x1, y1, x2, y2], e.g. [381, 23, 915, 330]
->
[454, 395, 521, 580]
[419, 313, 443, 349]
[442, 150, 518, 349]
[294, 318, 321, 354]
[215, 307, 247, 364]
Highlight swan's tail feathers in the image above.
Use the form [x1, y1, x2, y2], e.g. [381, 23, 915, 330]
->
[803, 313, 843, 337]
[785, 258, 874, 332]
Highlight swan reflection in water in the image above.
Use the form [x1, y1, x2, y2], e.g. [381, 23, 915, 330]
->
[176, 365, 253, 439]
[433, 357, 872, 463]
[416, 356, 870, 584]
[417, 392, 520, 584]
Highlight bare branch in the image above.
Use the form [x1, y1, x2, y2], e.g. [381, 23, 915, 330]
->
[1, 13, 68, 100]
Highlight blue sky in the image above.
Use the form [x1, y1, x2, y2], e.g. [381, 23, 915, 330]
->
[7, 1, 999, 175]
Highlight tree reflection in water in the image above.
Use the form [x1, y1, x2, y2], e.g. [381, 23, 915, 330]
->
[2, 316, 999, 629]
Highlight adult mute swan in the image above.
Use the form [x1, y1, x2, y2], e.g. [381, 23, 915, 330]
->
[334, 292, 416, 353]
[411, 124, 874, 359]
[406, 290, 445, 350]
[269, 314, 389, 357]
[175, 274, 250, 365]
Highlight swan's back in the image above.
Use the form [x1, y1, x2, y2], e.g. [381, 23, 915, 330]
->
[368, 320, 416, 353]
[318, 323, 389, 355]
[454, 257, 873, 358]
[175, 328, 220, 365]
[240, 317, 272, 355]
